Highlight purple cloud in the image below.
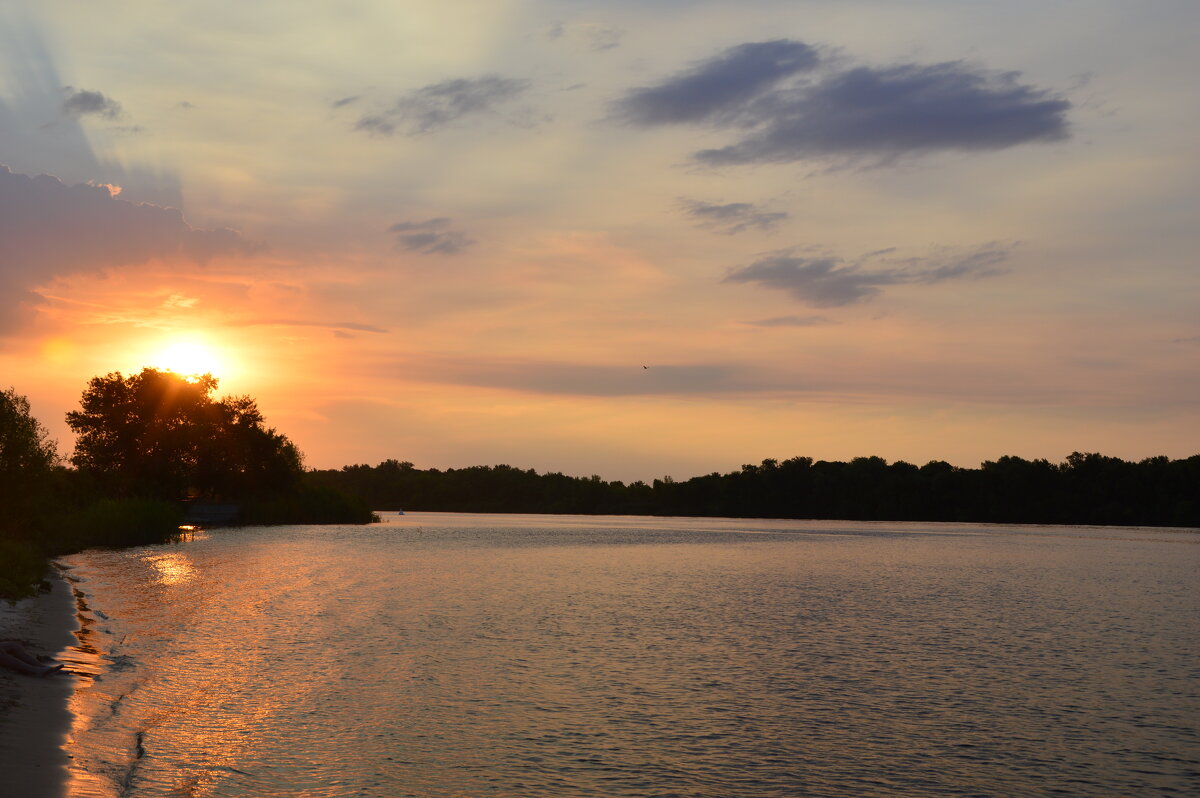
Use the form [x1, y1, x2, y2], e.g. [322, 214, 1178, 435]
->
[0, 165, 258, 331]
[724, 244, 1012, 306]
[614, 40, 1070, 164]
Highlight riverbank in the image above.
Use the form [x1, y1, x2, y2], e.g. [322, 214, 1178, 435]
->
[0, 570, 78, 798]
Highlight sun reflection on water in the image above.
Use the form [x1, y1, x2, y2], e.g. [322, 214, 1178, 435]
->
[142, 552, 197, 586]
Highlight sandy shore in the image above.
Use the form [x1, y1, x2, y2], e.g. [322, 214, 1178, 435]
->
[0, 571, 79, 798]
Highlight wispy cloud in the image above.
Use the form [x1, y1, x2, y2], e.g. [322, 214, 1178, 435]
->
[723, 243, 1012, 306]
[679, 198, 788, 234]
[228, 318, 388, 334]
[161, 293, 198, 309]
[389, 218, 474, 255]
[547, 21, 624, 52]
[61, 87, 122, 119]
[743, 315, 834, 327]
[614, 39, 1070, 164]
[611, 40, 819, 126]
[411, 357, 779, 397]
[581, 24, 623, 52]
[356, 75, 530, 136]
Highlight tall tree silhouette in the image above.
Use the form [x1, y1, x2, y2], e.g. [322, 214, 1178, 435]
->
[67, 368, 302, 500]
[0, 387, 59, 534]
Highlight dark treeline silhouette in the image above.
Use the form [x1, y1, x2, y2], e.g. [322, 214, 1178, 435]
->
[311, 453, 1200, 528]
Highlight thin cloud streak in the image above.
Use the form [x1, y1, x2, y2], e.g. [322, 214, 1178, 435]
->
[388, 218, 474, 255]
[743, 315, 834, 327]
[387, 352, 1175, 408]
[356, 75, 531, 136]
[548, 22, 624, 52]
[680, 198, 788, 234]
[406, 358, 787, 397]
[227, 318, 389, 334]
[723, 244, 1012, 306]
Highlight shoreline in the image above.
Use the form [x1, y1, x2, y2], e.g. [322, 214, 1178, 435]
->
[0, 569, 79, 798]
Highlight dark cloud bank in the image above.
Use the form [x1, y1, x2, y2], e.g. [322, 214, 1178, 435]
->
[0, 165, 256, 331]
[613, 39, 1070, 164]
[356, 75, 530, 136]
[724, 244, 1012, 307]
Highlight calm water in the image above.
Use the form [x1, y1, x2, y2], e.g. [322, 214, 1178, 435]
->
[57, 513, 1199, 797]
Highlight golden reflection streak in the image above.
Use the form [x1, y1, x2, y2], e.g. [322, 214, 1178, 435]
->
[142, 552, 197, 586]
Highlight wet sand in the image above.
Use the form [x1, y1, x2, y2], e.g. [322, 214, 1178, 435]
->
[0, 572, 78, 798]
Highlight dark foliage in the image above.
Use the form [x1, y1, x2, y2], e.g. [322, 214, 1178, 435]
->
[0, 539, 51, 600]
[0, 387, 59, 539]
[66, 368, 303, 500]
[311, 453, 1200, 528]
[53, 498, 185, 552]
[240, 481, 378, 526]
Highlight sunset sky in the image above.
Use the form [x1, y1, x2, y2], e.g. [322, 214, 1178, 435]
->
[2, 1, 1197, 482]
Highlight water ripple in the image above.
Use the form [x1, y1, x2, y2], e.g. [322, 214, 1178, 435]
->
[58, 514, 1200, 797]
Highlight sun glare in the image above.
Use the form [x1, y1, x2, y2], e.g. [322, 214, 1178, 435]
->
[152, 340, 224, 379]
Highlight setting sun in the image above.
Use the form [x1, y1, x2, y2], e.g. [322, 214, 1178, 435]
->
[151, 340, 224, 378]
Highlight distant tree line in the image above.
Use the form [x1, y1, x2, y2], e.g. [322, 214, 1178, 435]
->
[6, 367, 1197, 598]
[310, 453, 1200, 528]
[2, 370, 372, 599]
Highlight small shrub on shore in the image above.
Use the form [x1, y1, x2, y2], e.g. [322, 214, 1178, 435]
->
[55, 499, 184, 551]
[0, 539, 50, 602]
[240, 483, 378, 526]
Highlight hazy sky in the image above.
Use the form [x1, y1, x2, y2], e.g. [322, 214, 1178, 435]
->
[2, 1, 1197, 482]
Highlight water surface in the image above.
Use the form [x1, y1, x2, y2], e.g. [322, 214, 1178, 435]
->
[58, 513, 1200, 796]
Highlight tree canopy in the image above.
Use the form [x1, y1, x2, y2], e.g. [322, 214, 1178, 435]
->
[0, 387, 59, 533]
[0, 387, 58, 476]
[66, 368, 302, 500]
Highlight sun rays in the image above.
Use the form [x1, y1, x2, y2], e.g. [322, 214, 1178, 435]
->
[150, 339, 226, 380]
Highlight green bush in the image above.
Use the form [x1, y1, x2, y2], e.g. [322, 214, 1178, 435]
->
[55, 498, 184, 551]
[240, 483, 378, 525]
[0, 539, 50, 602]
